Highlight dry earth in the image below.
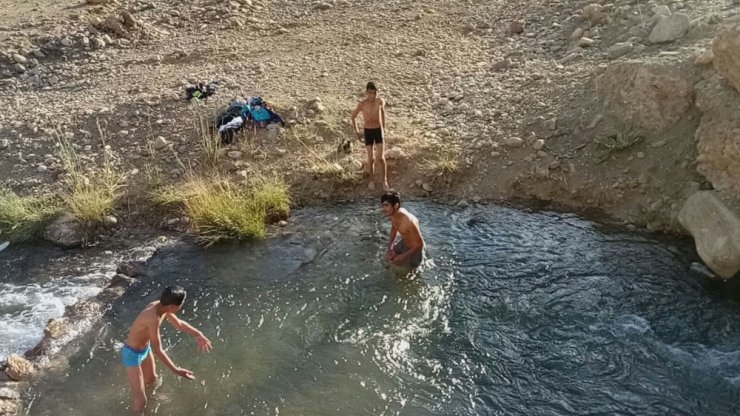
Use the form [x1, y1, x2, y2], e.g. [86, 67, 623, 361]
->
[0, 0, 739, 230]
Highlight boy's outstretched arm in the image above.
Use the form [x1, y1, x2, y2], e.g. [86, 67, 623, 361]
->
[166, 313, 213, 352]
[148, 318, 194, 379]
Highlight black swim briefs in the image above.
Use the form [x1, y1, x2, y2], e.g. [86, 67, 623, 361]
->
[363, 128, 383, 146]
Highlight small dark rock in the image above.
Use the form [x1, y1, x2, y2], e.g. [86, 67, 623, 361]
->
[109, 273, 136, 288]
[116, 261, 146, 277]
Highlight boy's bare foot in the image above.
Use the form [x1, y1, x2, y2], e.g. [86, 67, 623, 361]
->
[382, 181, 389, 191]
[368, 181, 375, 191]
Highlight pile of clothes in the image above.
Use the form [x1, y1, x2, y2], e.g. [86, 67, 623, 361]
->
[216, 96, 285, 144]
[185, 81, 219, 101]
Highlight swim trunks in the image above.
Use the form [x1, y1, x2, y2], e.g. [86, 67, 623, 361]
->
[363, 128, 383, 146]
[393, 239, 424, 268]
[121, 343, 152, 367]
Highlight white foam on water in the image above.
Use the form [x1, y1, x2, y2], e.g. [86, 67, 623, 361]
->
[0, 268, 113, 361]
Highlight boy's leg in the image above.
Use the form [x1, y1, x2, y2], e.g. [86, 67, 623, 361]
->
[365, 145, 375, 190]
[375, 141, 388, 190]
[141, 351, 157, 385]
[126, 366, 147, 415]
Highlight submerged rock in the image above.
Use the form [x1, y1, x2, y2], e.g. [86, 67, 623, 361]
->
[679, 191, 740, 279]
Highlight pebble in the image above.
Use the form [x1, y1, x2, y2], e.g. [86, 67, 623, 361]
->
[153, 136, 168, 150]
[503, 137, 524, 148]
[0, 139, 9, 149]
[37, 164, 48, 173]
[12, 54, 27, 64]
[578, 37, 595, 47]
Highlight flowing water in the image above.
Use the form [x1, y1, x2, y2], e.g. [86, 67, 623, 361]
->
[14, 203, 740, 415]
[0, 245, 120, 361]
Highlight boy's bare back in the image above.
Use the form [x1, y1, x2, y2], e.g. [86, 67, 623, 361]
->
[126, 301, 165, 349]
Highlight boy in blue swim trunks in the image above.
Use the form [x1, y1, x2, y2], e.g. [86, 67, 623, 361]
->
[122, 285, 212, 414]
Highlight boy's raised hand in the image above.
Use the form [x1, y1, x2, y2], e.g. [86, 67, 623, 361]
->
[196, 334, 213, 353]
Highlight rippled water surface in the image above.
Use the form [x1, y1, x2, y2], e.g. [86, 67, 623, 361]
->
[23, 203, 740, 415]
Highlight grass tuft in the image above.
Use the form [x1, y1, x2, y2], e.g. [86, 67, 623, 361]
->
[0, 188, 63, 242]
[154, 174, 290, 246]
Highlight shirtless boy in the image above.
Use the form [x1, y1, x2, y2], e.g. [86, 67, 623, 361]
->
[351, 81, 389, 191]
[122, 285, 212, 414]
[381, 190, 425, 268]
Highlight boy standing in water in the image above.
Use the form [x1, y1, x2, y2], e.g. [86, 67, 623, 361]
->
[382, 190, 425, 269]
[351, 81, 389, 191]
[122, 285, 212, 414]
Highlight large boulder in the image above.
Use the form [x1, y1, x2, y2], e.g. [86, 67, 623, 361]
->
[596, 61, 696, 133]
[649, 13, 690, 44]
[679, 191, 740, 279]
[5, 354, 35, 381]
[44, 214, 85, 248]
[713, 28, 740, 93]
[695, 76, 740, 193]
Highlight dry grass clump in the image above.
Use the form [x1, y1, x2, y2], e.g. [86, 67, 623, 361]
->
[421, 142, 461, 177]
[57, 129, 126, 223]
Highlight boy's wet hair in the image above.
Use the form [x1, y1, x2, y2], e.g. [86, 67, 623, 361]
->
[381, 190, 401, 206]
[366, 81, 378, 91]
[160, 285, 187, 306]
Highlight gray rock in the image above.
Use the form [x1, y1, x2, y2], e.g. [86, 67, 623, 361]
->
[503, 137, 524, 147]
[422, 182, 433, 192]
[44, 214, 85, 248]
[608, 42, 633, 59]
[694, 48, 714, 65]
[37, 164, 48, 173]
[652, 5, 671, 21]
[0, 139, 8, 149]
[679, 191, 740, 279]
[534, 165, 550, 178]
[12, 54, 27, 64]
[103, 215, 118, 227]
[578, 37, 595, 47]
[153, 136, 168, 150]
[92, 37, 106, 49]
[532, 139, 545, 151]
[60, 37, 74, 47]
[228, 151, 243, 160]
[713, 28, 740, 93]
[582, 3, 605, 25]
[649, 13, 690, 44]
